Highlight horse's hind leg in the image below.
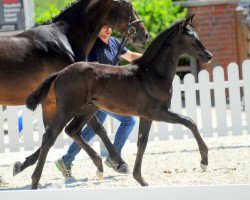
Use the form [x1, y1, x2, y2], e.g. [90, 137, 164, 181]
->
[64, 105, 104, 178]
[155, 110, 208, 170]
[31, 110, 71, 189]
[133, 117, 152, 186]
[13, 148, 40, 176]
[13, 101, 56, 176]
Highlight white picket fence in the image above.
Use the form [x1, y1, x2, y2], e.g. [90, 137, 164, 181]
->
[0, 60, 250, 153]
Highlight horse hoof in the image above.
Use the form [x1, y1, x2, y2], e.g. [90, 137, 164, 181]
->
[200, 163, 208, 172]
[0, 176, 8, 186]
[13, 161, 22, 176]
[140, 180, 149, 186]
[96, 170, 104, 180]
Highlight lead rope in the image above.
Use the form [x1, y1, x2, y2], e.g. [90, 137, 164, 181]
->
[113, 36, 129, 65]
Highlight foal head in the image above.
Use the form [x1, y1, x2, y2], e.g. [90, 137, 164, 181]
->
[176, 14, 213, 63]
[106, 0, 148, 45]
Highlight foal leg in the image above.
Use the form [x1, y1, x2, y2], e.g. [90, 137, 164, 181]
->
[133, 117, 152, 186]
[156, 110, 208, 170]
[88, 116, 127, 168]
[13, 101, 56, 176]
[13, 148, 40, 176]
[31, 110, 71, 189]
[64, 107, 104, 178]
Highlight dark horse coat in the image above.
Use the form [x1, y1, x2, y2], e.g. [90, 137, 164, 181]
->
[6, 0, 148, 177]
[25, 15, 212, 189]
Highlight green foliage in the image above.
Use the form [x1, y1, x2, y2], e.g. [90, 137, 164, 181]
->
[34, 0, 74, 23]
[133, 0, 187, 38]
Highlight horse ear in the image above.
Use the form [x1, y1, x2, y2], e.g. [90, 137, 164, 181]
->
[181, 14, 195, 28]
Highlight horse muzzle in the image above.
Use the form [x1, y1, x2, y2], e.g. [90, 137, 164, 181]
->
[205, 51, 213, 64]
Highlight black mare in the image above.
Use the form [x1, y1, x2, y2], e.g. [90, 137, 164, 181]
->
[0, 0, 148, 177]
[25, 15, 212, 188]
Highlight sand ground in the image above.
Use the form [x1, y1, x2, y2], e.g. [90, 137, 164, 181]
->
[0, 134, 249, 190]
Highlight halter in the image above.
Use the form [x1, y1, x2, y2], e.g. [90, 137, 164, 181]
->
[112, 0, 143, 65]
[114, 0, 143, 40]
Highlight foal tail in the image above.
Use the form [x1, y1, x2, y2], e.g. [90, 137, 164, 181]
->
[26, 72, 59, 111]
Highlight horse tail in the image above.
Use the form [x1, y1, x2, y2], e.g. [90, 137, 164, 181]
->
[26, 72, 59, 111]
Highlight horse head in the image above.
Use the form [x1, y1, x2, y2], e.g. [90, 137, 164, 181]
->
[177, 14, 213, 63]
[106, 0, 148, 45]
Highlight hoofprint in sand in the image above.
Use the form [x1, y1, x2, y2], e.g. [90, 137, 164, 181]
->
[0, 134, 249, 190]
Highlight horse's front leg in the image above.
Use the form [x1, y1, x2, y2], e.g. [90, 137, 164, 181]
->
[133, 117, 152, 186]
[64, 106, 104, 179]
[155, 109, 208, 170]
[88, 116, 127, 170]
[13, 101, 56, 176]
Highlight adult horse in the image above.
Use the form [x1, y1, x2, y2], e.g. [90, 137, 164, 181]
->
[24, 14, 212, 188]
[8, 0, 148, 176]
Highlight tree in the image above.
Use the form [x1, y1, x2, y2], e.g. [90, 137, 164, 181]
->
[35, 0, 74, 23]
[133, 0, 187, 38]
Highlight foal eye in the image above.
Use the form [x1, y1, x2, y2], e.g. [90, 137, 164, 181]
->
[187, 33, 194, 38]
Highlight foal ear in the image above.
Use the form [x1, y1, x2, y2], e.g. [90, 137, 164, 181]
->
[181, 14, 195, 28]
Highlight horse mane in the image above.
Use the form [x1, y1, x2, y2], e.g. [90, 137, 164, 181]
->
[133, 19, 185, 66]
[38, 0, 91, 25]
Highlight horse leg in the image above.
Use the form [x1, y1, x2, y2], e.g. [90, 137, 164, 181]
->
[13, 101, 56, 176]
[133, 117, 152, 186]
[13, 148, 40, 176]
[41, 100, 57, 129]
[66, 110, 126, 175]
[31, 110, 71, 189]
[155, 109, 208, 170]
[87, 116, 128, 171]
[64, 107, 104, 178]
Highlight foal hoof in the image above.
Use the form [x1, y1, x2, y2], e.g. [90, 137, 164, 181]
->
[140, 180, 149, 186]
[96, 170, 104, 180]
[0, 176, 8, 186]
[200, 163, 208, 172]
[13, 161, 22, 176]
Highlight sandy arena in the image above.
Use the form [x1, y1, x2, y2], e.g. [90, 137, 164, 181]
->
[0, 134, 249, 190]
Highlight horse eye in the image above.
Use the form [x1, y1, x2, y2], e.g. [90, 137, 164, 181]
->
[186, 32, 193, 38]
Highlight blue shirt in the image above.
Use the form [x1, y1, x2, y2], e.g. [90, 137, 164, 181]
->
[88, 36, 128, 65]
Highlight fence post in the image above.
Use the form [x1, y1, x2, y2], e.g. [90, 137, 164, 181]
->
[228, 63, 242, 135]
[6, 106, 20, 152]
[168, 75, 183, 139]
[184, 74, 197, 138]
[0, 106, 4, 153]
[199, 70, 213, 137]
[22, 106, 35, 151]
[213, 67, 228, 136]
[242, 60, 250, 134]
